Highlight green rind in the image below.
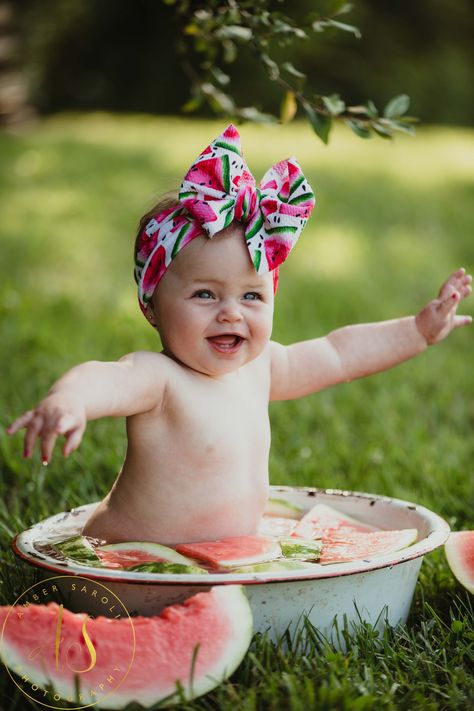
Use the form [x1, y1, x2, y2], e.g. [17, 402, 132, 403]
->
[98, 541, 196, 565]
[279, 537, 322, 561]
[55, 535, 103, 567]
[128, 562, 208, 575]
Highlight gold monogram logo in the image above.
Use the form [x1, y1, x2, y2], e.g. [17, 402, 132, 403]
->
[1, 576, 135, 709]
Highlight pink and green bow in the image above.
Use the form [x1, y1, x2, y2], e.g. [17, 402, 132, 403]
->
[135, 124, 315, 315]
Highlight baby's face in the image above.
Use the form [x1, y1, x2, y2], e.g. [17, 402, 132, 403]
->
[147, 224, 274, 377]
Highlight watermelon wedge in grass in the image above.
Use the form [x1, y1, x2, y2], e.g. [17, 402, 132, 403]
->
[95, 541, 198, 570]
[320, 528, 418, 565]
[176, 535, 281, 569]
[291, 503, 377, 540]
[444, 531, 474, 594]
[0, 586, 253, 708]
[264, 497, 304, 519]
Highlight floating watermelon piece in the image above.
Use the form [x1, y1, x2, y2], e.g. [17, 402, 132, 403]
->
[128, 561, 208, 575]
[55, 535, 103, 567]
[264, 497, 304, 519]
[258, 516, 297, 538]
[320, 528, 418, 565]
[0, 586, 253, 708]
[291, 503, 377, 540]
[279, 537, 322, 561]
[95, 541, 196, 569]
[176, 535, 281, 569]
[444, 531, 474, 594]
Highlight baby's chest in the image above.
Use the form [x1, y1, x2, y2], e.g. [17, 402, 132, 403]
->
[168, 384, 270, 462]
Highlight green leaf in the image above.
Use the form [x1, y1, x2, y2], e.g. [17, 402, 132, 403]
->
[215, 25, 252, 42]
[201, 83, 235, 113]
[384, 94, 410, 118]
[260, 53, 279, 81]
[345, 119, 373, 139]
[235, 106, 277, 124]
[210, 66, 230, 86]
[302, 101, 332, 144]
[181, 95, 203, 113]
[366, 100, 378, 118]
[222, 39, 237, 63]
[389, 119, 417, 136]
[372, 121, 393, 139]
[321, 94, 345, 116]
[280, 91, 298, 123]
[282, 62, 306, 80]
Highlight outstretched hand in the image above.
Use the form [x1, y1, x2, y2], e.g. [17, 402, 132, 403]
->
[7, 392, 86, 464]
[415, 268, 472, 345]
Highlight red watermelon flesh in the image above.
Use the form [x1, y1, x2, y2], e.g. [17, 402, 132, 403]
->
[95, 548, 168, 569]
[444, 530, 474, 594]
[0, 585, 253, 708]
[291, 503, 378, 540]
[176, 535, 281, 569]
[320, 528, 418, 565]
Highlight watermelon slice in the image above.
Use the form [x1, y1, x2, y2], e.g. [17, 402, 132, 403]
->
[320, 528, 418, 564]
[258, 516, 297, 538]
[279, 537, 322, 561]
[291, 503, 377, 540]
[176, 535, 281, 569]
[55, 535, 102, 567]
[95, 541, 197, 569]
[0, 586, 253, 708]
[128, 561, 208, 575]
[264, 497, 304, 519]
[444, 531, 474, 593]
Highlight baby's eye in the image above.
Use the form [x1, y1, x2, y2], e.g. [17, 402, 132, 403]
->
[243, 292, 261, 301]
[193, 289, 214, 299]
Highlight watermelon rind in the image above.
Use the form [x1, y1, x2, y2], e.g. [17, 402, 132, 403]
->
[279, 537, 322, 561]
[97, 540, 197, 565]
[444, 531, 474, 594]
[55, 535, 103, 567]
[0, 585, 253, 708]
[264, 497, 304, 519]
[128, 561, 209, 575]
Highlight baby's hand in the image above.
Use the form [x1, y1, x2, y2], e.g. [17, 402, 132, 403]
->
[7, 392, 87, 464]
[415, 268, 472, 345]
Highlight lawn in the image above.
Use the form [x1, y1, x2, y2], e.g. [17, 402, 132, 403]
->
[0, 115, 473, 709]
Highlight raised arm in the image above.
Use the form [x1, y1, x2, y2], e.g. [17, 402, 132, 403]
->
[270, 268, 472, 401]
[7, 351, 168, 463]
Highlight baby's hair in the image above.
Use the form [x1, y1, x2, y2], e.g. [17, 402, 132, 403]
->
[134, 191, 180, 261]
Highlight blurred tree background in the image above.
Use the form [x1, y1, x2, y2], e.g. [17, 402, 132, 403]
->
[6, 0, 474, 127]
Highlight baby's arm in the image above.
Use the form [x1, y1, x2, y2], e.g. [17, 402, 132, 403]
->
[270, 268, 472, 401]
[7, 352, 168, 463]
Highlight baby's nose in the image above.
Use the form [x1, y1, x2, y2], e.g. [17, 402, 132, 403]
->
[217, 299, 243, 322]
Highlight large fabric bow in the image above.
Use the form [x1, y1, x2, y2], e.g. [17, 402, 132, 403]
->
[135, 124, 315, 315]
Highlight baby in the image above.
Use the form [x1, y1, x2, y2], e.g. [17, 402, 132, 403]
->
[7, 125, 472, 545]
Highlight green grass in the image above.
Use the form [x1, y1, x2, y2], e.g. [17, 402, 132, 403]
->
[1, 115, 473, 709]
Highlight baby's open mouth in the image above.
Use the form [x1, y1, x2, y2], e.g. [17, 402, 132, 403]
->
[207, 334, 244, 352]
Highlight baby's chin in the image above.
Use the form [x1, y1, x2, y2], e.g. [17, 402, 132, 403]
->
[160, 343, 264, 378]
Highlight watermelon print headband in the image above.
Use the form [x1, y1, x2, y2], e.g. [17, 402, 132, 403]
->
[135, 124, 315, 316]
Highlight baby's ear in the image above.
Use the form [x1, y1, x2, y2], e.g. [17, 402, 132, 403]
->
[145, 305, 157, 328]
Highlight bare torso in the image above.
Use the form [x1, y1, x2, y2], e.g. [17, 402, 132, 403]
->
[82, 347, 272, 544]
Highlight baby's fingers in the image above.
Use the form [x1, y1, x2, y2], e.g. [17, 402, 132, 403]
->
[62, 425, 85, 457]
[23, 414, 45, 458]
[7, 411, 35, 436]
